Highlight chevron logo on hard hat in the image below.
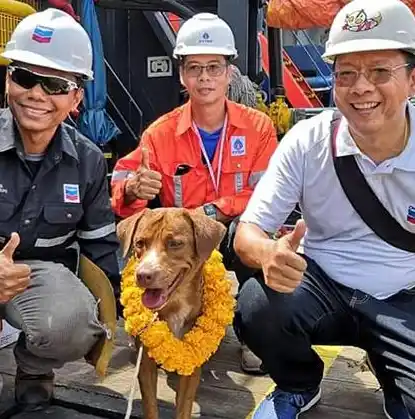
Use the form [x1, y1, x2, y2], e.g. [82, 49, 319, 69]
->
[32, 25, 54, 43]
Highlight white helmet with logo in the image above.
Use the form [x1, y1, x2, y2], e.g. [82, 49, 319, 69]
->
[173, 13, 238, 59]
[1, 8, 93, 80]
[322, 0, 415, 63]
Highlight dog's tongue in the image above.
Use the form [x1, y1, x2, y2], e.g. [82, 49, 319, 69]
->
[142, 289, 167, 310]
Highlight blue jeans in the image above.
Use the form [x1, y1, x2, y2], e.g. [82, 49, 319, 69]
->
[234, 256, 415, 416]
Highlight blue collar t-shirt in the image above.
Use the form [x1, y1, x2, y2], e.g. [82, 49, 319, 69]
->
[197, 127, 223, 162]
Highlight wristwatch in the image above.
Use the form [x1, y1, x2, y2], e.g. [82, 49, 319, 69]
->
[203, 204, 217, 220]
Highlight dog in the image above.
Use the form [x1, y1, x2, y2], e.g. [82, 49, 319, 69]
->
[117, 207, 226, 419]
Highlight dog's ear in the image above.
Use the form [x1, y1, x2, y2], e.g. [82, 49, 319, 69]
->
[186, 210, 227, 261]
[117, 209, 150, 258]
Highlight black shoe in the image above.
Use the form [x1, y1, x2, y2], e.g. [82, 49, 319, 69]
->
[15, 368, 54, 411]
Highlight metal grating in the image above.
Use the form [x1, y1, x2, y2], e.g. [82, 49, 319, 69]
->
[0, 13, 20, 51]
[0, 0, 38, 64]
[19, 0, 41, 10]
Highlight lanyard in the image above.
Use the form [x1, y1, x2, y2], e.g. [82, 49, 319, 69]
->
[192, 115, 228, 196]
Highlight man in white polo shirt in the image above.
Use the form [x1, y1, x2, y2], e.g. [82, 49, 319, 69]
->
[233, 0, 415, 418]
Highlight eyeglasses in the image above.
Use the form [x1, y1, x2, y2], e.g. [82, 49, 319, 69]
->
[8, 66, 79, 95]
[333, 63, 410, 87]
[183, 63, 227, 78]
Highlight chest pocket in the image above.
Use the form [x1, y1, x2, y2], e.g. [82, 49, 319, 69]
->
[160, 161, 207, 208]
[220, 157, 253, 195]
[0, 202, 16, 239]
[0, 202, 16, 222]
[43, 204, 83, 229]
[35, 204, 83, 249]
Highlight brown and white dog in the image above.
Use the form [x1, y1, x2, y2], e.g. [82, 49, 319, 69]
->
[117, 208, 226, 419]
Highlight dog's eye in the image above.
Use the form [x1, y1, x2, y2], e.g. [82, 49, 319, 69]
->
[167, 239, 183, 249]
[135, 239, 145, 249]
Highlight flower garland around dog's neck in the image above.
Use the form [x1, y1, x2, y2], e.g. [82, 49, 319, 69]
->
[120, 249, 235, 376]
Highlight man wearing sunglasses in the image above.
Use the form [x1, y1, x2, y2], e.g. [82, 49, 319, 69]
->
[111, 13, 278, 374]
[233, 0, 415, 418]
[0, 8, 120, 411]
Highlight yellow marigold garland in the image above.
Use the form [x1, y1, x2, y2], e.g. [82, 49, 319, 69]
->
[120, 250, 236, 376]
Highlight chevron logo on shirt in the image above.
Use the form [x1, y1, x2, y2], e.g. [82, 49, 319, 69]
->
[407, 205, 415, 224]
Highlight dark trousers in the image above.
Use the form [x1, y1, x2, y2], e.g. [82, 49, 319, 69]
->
[233, 256, 415, 416]
[219, 217, 260, 285]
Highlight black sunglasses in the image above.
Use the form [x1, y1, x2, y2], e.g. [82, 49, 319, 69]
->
[8, 66, 79, 95]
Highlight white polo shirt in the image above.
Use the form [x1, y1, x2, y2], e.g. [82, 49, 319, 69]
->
[241, 103, 415, 299]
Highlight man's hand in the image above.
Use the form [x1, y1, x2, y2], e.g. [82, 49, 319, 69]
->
[125, 148, 162, 201]
[260, 220, 307, 293]
[0, 233, 31, 304]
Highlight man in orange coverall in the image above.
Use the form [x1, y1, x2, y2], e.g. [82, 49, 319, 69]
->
[111, 13, 277, 374]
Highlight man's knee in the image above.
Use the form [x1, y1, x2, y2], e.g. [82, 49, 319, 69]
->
[234, 277, 291, 346]
[24, 295, 101, 362]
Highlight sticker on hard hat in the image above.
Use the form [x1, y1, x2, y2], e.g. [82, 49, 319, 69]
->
[198, 32, 213, 44]
[32, 25, 54, 44]
[342, 9, 382, 32]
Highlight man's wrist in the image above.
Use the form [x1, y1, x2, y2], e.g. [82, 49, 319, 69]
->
[256, 237, 275, 268]
[202, 203, 217, 220]
[124, 179, 138, 204]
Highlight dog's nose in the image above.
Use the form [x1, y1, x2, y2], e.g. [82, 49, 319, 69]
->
[137, 267, 162, 286]
[137, 250, 162, 285]
[138, 269, 155, 284]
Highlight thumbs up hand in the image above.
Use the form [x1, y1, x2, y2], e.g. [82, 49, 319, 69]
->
[260, 220, 308, 293]
[141, 147, 151, 170]
[125, 147, 163, 201]
[1, 232, 20, 261]
[284, 219, 307, 252]
[0, 233, 31, 303]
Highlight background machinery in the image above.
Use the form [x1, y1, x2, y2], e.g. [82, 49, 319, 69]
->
[0, 0, 341, 170]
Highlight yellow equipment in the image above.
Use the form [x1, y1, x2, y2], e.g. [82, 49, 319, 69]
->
[256, 93, 293, 136]
[0, 0, 36, 66]
[80, 255, 118, 378]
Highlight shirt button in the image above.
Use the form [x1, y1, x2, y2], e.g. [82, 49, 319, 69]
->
[24, 219, 31, 225]
[66, 213, 72, 219]
[31, 184, 37, 190]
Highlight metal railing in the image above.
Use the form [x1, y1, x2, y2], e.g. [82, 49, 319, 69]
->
[290, 29, 332, 90]
[104, 58, 144, 141]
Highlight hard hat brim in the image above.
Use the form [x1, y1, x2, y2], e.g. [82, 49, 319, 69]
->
[173, 45, 238, 59]
[322, 38, 415, 63]
[1, 49, 94, 80]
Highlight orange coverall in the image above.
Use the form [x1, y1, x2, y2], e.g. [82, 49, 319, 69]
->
[111, 99, 277, 218]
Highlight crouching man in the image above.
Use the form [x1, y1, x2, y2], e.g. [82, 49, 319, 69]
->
[0, 9, 120, 411]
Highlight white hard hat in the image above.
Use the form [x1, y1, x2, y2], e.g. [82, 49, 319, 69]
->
[173, 13, 238, 59]
[1, 8, 93, 80]
[322, 0, 415, 63]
